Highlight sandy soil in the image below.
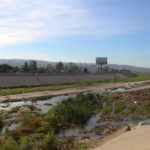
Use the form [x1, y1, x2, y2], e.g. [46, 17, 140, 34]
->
[94, 124, 150, 150]
[0, 80, 149, 103]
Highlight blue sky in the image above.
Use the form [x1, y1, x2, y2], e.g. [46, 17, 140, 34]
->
[0, 0, 150, 67]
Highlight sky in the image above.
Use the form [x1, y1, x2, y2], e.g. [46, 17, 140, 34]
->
[0, 0, 150, 67]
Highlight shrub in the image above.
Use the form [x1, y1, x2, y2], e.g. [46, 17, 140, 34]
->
[127, 104, 137, 113]
[137, 104, 150, 115]
[8, 130, 20, 141]
[130, 113, 143, 120]
[0, 115, 3, 129]
[54, 93, 102, 124]
[20, 117, 42, 134]
[19, 137, 33, 150]
[5, 106, 20, 115]
[2, 136, 18, 150]
[42, 132, 58, 150]
[101, 106, 112, 116]
[43, 92, 103, 134]
[114, 101, 125, 113]
[106, 100, 113, 107]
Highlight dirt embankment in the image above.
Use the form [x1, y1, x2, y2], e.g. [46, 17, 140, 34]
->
[0, 80, 149, 103]
[0, 73, 128, 87]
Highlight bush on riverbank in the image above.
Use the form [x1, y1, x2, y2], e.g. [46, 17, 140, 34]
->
[0, 115, 3, 129]
[5, 106, 20, 116]
[114, 101, 125, 114]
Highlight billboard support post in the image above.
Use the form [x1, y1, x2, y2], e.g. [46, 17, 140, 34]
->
[96, 57, 108, 72]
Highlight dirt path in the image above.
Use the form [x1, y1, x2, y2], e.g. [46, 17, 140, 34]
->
[93, 124, 150, 150]
[0, 80, 149, 103]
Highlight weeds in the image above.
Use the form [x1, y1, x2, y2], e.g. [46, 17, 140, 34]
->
[5, 106, 20, 116]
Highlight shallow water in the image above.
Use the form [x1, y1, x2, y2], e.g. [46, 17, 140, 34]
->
[0, 122, 20, 137]
[0, 94, 75, 114]
[0, 85, 131, 113]
[0, 84, 135, 138]
[59, 113, 143, 139]
[59, 112, 102, 138]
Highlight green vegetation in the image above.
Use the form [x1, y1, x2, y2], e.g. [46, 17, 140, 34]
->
[0, 81, 103, 96]
[0, 85, 76, 95]
[129, 104, 150, 120]
[114, 101, 125, 114]
[2, 88, 150, 149]
[19, 137, 33, 150]
[42, 131, 57, 150]
[5, 106, 20, 116]
[101, 100, 113, 116]
[1, 136, 19, 150]
[0, 115, 3, 129]
[19, 117, 42, 134]
[41, 93, 103, 133]
[73, 141, 98, 150]
[115, 73, 150, 82]
[137, 104, 150, 116]
[127, 104, 137, 113]
[99, 89, 150, 122]
[44, 103, 53, 106]
[101, 106, 112, 116]
[0, 93, 104, 150]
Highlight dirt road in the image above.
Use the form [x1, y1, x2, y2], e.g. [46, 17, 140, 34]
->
[0, 80, 149, 103]
[94, 124, 150, 150]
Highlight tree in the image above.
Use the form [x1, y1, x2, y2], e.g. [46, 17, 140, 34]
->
[64, 65, 69, 73]
[83, 68, 88, 73]
[29, 60, 37, 75]
[47, 64, 53, 73]
[55, 62, 64, 73]
[13, 66, 19, 73]
[0, 64, 14, 73]
[23, 62, 29, 73]
[67, 63, 80, 73]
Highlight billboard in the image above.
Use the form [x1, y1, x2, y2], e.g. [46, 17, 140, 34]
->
[96, 57, 107, 65]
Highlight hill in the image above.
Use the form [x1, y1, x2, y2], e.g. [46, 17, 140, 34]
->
[0, 59, 150, 73]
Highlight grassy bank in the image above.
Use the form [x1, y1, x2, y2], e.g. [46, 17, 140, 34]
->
[115, 73, 150, 82]
[0, 73, 149, 96]
[0, 80, 107, 96]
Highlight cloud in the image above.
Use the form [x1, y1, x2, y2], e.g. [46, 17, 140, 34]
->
[0, 0, 146, 46]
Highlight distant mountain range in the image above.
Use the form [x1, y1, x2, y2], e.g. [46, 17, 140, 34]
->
[0, 59, 150, 73]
